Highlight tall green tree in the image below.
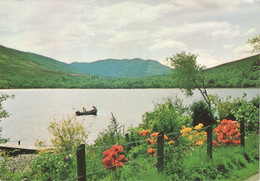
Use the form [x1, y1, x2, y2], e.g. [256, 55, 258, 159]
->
[166, 52, 211, 107]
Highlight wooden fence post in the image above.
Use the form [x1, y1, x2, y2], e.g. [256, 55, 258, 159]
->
[157, 131, 164, 172]
[240, 119, 245, 147]
[77, 144, 86, 181]
[125, 133, 131, 153]
[206, 125, 213, 159]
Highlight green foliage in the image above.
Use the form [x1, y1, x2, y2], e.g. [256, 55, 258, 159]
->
[167, 52, 205, 95]
[204, 54, 259, 88]
[1, 95, 259, 180]
[95, 113, 125, 148]
[232, 94, 259, 131]
[141, 98, 192, 134]
[210, 94, 259, 131]
[180, 133, 259, 180]
[210, 95, 237, 121]
[47, 116, 89, 152]
[1, 45, 259, 89]
[190, 100, 215, 127]
[167, 51, 212, 108]
[248, 34, 260, 53]
[29, 153, 77, 180]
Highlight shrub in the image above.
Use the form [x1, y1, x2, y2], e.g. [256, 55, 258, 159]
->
[190, 100, 215, 127]
[141, 99, 191, 135]
[29, 153, 76, 180]
[213, 119, 240, 146]
[95, 113, 125, 148]
[47, 116, 88, 152]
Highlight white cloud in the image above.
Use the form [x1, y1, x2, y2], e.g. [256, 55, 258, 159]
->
[149, 39, 187, 51]
[0, 0, 259, 66]
[174, 0, 256, 10]
[223, 44, 234, 49]
[233, 43, 252, 53]
[244, 28, 256, 35]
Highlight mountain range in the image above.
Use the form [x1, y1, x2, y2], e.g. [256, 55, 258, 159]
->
[70, 58, 171, 77]
[0, 45, 170, 78]
[0, 44, 259, 89]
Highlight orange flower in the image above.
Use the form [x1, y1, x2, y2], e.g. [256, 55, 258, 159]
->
[151, 132, 159, 138]
[168, 140, 175, 144]
[139, 129, 150, 136]
[147, 148, 156, 155]
[146, 138, 152, 144]
[196, 140, 203, 146]
[213, 140, 220, 146]
[164, 135, 168, 140]
[194, 123, 204, 130]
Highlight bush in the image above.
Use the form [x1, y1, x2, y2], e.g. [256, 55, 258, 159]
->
[95, 113, 125, 148]
[47, 116, 89, 152]
[190, 100, 215, 127]
[29, 153, 76, 180]
[141, 99, 191, 135]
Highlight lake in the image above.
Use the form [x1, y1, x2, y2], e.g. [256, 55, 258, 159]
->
[0, 88, 259, 146]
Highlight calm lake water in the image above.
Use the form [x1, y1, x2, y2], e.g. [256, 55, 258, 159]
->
[0, 89, 259, 146]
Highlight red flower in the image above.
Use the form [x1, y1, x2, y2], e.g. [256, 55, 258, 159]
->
[151, 132, 159, 138]
[147, 148, 156, 155]
[102, 145, 127, 170]
[213, 119, 240, 147]
[213, 141, 220, 146]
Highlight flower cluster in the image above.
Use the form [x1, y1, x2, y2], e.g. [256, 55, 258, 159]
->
[139, 130, 174, 156]
[180, 126, 192, 136]
[102, 145, 128, 170]
[194, 123, 204, 130]
[181, 124, 207, 146]
[139, 129, 150, 136]
[213, 119, 240, 146]
[147, 148, 156, 157]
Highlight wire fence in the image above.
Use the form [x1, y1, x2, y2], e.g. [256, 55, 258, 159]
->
[0, 120, 258, 181]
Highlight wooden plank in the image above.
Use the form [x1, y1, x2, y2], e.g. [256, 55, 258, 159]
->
[0, 144, 50, 155]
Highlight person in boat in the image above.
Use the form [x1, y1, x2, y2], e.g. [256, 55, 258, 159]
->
[83, 107, 86, 112]
[92, 106, 97, 111]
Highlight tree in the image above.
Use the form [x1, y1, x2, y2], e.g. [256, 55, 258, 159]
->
[47, 116, 89, 152]
[166, 52, 211, 107]
[248, 34, 260, 53]
[0, 92, 14, 143]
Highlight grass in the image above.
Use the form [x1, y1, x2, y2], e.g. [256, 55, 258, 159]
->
[220, 163, 259, 181]
[180, 132, 259, 180]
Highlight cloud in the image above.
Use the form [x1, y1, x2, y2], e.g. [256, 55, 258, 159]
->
[0, 0, 258, 65]
[233, 43, 252, 53]
[149, 39, 187, 51]
[244, 28, 256, 35]
[174, 0, 256, 10]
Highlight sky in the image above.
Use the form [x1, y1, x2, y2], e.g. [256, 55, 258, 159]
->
[0, 0, 259, 68]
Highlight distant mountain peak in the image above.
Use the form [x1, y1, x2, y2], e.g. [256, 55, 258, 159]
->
[70, 58, 171, 77]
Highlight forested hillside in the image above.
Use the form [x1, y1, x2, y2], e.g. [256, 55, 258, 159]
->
[70, 58, 171, 77]
[0, 45, 259, 89]
[204, 54, 259, 87]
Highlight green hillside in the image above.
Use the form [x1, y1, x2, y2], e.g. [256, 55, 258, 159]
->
[204, 54, 260, 87]
[0, 45, 87, 88]
[0, 45, 259, 89]
[70, 58, 171, 77]
[0, 45, 82, 75]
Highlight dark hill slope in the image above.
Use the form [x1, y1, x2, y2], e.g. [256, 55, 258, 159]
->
[204, 54, 260, 87]
[0, 45, 82, 76]
[70, 58, 171, 77]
